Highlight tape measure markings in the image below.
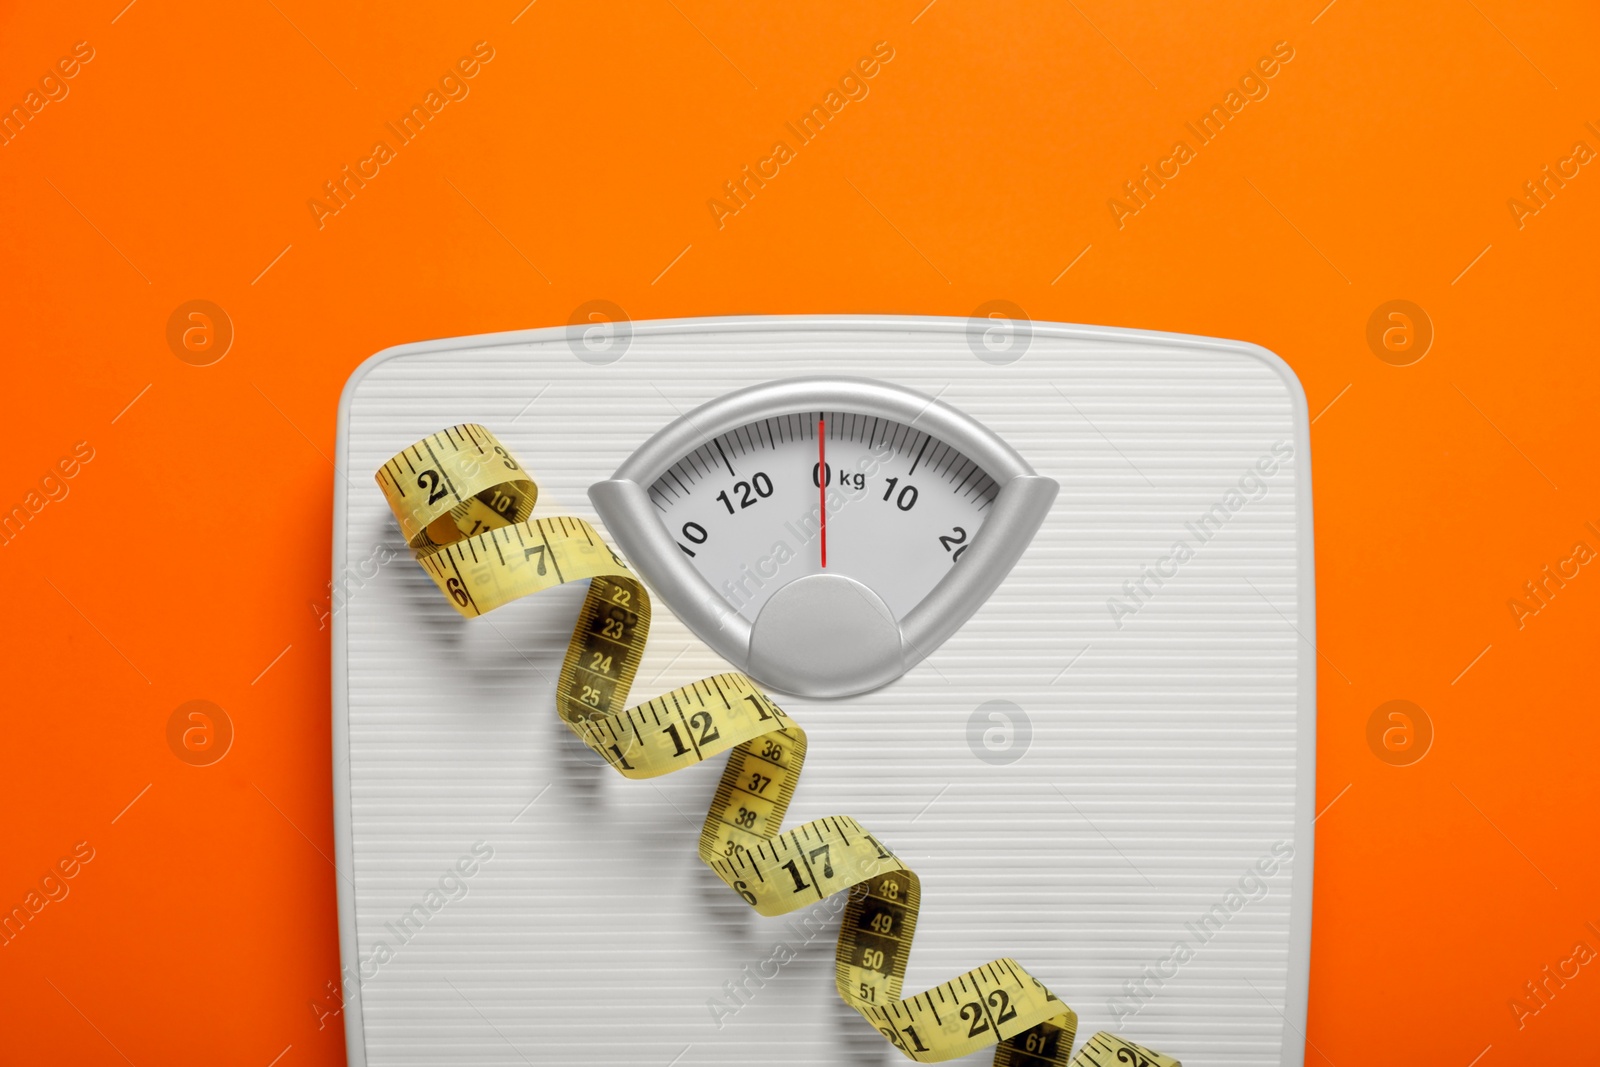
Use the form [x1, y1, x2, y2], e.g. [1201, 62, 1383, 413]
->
[376, 423, 1181, 1067]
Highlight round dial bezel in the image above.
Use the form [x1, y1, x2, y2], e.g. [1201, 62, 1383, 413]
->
[588, 376, 1058, 697]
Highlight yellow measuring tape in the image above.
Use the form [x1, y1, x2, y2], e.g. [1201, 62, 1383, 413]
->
[377, 424, 1182, 1067]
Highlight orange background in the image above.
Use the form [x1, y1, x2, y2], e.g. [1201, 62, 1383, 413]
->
[2, 1, 1597, 1064]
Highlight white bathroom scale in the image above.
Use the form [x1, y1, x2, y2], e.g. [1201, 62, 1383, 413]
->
[331, 315, 1316, 1067]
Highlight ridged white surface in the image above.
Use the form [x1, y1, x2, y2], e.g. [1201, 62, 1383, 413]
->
[336, 323, 1309, 1066]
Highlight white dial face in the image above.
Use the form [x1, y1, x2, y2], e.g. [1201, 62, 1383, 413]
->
[647, 412, 999, 622]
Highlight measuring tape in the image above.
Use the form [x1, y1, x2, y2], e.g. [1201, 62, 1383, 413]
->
[377, 423, 1183, 1067]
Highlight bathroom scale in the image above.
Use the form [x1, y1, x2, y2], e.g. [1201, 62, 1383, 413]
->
[331, 314, 1316, 1066]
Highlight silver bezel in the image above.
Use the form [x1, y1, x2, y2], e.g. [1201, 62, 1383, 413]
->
[588, 375, 1059, 696]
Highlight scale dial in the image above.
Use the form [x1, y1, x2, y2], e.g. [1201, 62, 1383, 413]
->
[590, 377, 1057, 698]
[647, 413, 999, 623]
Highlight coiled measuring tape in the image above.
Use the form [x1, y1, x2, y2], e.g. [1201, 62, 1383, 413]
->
[377, 423, 1182, 1067]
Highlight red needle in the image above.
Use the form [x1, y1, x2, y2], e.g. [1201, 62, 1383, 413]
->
[818, 417, 827, 569]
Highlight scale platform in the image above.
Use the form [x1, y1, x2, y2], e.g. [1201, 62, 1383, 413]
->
[332, 315, 1316, 1066]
